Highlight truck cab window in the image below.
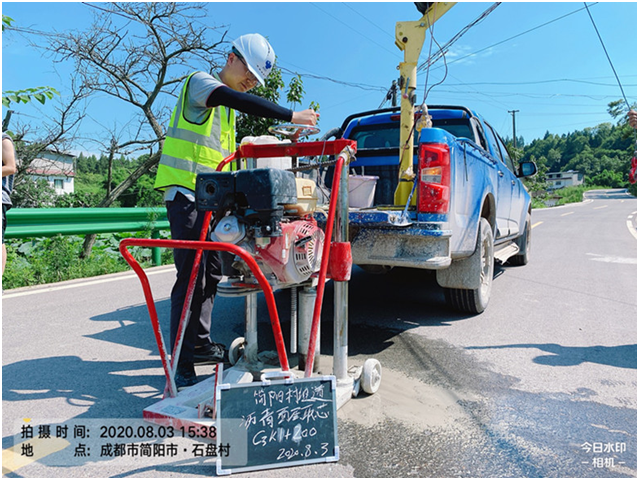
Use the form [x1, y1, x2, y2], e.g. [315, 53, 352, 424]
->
[482, 122, 503, 162]
[470, 118, 488, 151]
[495, 134, 517, 174]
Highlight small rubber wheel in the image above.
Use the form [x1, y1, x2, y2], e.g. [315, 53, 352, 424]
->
[361, 359, 382, 394]
[229, 337, 246, 366]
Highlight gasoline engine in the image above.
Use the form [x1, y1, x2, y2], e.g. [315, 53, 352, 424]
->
[195, 168, 324, 289]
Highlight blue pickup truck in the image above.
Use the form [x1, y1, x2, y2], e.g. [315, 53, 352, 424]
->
[323, 106, 537, 314]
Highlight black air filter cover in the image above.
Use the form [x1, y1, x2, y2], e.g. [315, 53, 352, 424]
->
[195, 168, 297, 212]
[236, 168, 297, 210]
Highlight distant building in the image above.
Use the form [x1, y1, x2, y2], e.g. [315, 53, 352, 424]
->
[546, 170, 583, 190]
[26, 150, 75, 195]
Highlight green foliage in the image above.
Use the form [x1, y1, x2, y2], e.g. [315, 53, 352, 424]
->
[12, 178, 58, 208]
[2, 87, 60, 108]
[70, 153, 163, 208]
[2, 14, 13, 31]
[519, 99, 637, 195]
[2, 230, 173, 290]
[587, 169, 626, 188]
[236, 66, 317, 140]
[554, 186, 611, 206]
[236, 66, 285, 141]
[522, 160, 550, 198]
[286, 74, 305, 110]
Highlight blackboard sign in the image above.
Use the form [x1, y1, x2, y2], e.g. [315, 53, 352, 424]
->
[215, 375, 338, 475]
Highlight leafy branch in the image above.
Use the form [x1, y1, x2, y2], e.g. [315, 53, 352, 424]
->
[2, 86, 60, 108]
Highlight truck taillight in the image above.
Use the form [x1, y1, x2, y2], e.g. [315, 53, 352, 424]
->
[418, 143, 450, 214]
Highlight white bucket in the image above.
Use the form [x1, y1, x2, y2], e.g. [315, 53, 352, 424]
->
[348, 175, 378, 208]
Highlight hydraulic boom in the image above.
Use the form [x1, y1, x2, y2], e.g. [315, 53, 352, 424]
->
[394, 2, 456, 205]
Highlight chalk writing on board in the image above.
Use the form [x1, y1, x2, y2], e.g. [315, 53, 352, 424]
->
[240, 384, 331, 449]
[216, 376, 338, 474]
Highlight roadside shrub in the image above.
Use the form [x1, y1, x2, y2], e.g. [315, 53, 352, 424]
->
[2, 230, 173, 290]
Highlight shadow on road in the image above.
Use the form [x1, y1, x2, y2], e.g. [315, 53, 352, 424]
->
[87, 299, 172, 355]
[2, 356, 164, 420]
[466, 343, 637, 369]
[84, 264, 503, 363]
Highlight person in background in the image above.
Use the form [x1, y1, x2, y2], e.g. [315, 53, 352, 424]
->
[154, 33, 318, 390]
[2, 133, 17, 275]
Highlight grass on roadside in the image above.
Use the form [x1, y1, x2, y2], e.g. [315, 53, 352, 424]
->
[2, 231, 173, 290]
[532, 185, 617, 209]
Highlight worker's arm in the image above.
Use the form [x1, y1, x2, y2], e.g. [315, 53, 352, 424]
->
[207, 85, 293, 121]
[2, 138, 17, 177]
[207, 86, 318, 126]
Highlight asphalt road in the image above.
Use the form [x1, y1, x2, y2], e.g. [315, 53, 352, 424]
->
[2, 189, 637, 478]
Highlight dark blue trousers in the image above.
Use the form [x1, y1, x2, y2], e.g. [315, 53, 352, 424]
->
[166, 192, 222, 365]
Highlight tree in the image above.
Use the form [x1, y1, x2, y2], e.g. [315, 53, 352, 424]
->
[41, 2, 229, 213]
[236, 66, 286, 141]
[7, 82, 87, 208]
[33, 2, 228, 255]
[234, 67, 318, 142]
[522, 157, 549, 198]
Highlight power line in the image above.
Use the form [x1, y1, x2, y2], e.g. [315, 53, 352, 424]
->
[441, 79, 637, 87]
[583, 2, 631, 110]
[278, 66, 386, 93]
[434, 2, 600, 70]
[340, 3, 395, 41]
[426, 90, 636, 100]
[309, 2, 401, 60]
[418, 3, 501, 72]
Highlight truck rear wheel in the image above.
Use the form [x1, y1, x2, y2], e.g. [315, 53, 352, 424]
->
[443, 218, 494, 314]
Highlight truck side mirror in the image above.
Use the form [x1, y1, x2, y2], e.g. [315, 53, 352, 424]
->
[518, 161, 537, 178]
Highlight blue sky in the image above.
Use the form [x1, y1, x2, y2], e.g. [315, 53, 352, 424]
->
[2, 1, 637, 156]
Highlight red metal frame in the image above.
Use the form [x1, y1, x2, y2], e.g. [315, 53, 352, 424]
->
[304, 151, 346, 376]
[216, 139, 356, 172]
[120, 238, 290, 396]
[120, 139, 356, 398]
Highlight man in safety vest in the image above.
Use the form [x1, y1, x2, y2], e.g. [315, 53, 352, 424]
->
[155, 33, 318, 390]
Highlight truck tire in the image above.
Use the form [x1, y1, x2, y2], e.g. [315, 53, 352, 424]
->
[509, 213, 531, 266]
[443, 217, 494, 314]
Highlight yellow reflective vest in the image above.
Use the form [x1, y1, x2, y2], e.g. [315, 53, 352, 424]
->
[154, 72, 236, 192]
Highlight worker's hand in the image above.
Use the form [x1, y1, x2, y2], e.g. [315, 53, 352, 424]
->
[292, 109, 319, 126]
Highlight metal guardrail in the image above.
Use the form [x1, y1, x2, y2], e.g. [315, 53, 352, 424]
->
[5, 207, 170, 266]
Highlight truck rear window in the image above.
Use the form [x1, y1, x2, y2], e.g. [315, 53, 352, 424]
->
[349, 118, 474, 149]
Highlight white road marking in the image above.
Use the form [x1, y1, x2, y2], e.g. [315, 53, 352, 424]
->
[587, 253, 637, 265]
[627, 212, 638, 240]
[2, 266, 176, 299]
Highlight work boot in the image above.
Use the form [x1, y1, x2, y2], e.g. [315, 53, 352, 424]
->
[193, 342, 228, 365]
[175, 363, 197, 391]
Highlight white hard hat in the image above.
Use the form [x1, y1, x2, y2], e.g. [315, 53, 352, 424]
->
[232, 33, 275, 86]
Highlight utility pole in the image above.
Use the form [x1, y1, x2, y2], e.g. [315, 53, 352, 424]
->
[508, 110, 519, 149]
[391, 79, 398, 107]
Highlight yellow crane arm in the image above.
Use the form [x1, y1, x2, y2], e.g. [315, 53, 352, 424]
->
[394, 2, 456, 206]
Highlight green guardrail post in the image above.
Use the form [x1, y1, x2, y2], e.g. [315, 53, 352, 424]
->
[152, 229, 162, 267]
